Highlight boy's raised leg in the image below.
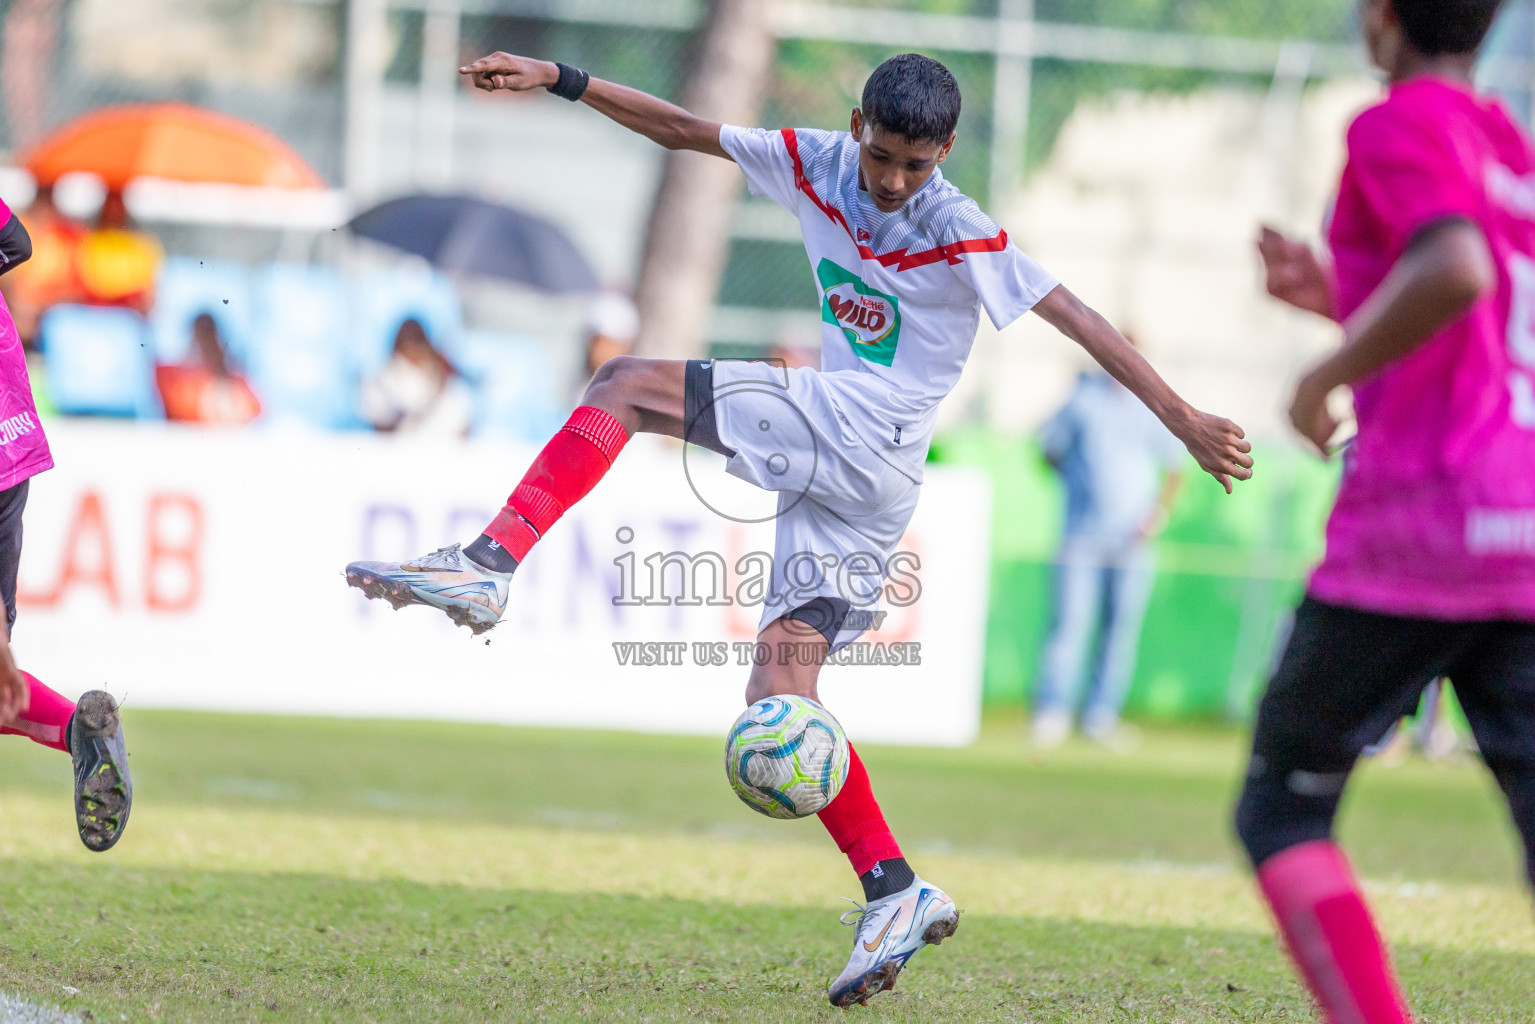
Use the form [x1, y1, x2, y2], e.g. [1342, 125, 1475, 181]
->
[346, 358, 685, 632]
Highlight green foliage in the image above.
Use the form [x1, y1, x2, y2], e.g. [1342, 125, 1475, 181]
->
[765, 0, 1359, 189]
[1034, 0, 1354, 40]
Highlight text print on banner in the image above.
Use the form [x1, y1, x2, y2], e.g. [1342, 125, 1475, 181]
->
[15, 423, 990, 746]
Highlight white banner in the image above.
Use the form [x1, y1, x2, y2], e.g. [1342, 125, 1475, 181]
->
[13, 422, 991, 746]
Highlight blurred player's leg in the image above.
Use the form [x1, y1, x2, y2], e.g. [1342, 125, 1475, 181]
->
[1443, 623, 1535, 888]
[0, 477, 132, 851]
[1484, 756, 1535, 887]
[1081, 546, 1155, 745]
[1413, 680, 1461, 761]
[0, 672, 131, 852]
[346, 358, 685, 632]
[0, 671, 73, 751]
[1234, 599, 1463, 1024]
[1255, 841, 1411, 1024]
[1032, 540, 1102, 746]
[1244, 620, 1535, 1024]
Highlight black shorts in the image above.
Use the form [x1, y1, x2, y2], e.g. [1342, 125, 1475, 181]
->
[1251, 596, 1535, 774]
[0, 479, 27, 634]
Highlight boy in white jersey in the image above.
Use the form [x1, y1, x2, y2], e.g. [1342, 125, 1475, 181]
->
[346, 52, 1253, 1006]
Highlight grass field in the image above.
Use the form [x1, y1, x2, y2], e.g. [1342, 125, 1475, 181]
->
[0, 711, 1531, 1022]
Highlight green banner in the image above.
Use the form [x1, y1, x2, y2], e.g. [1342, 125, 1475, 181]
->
[928, 431, 1339, 721]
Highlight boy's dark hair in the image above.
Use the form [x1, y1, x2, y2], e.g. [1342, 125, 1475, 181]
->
[860, 53, 961, 144]
[1391, 0, 1504, 56]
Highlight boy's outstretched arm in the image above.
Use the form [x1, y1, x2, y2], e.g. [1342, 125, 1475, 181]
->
[1288, 219, 1495, 454]
[1032, 285, 1254, 493]
[461, 52, 729, 158]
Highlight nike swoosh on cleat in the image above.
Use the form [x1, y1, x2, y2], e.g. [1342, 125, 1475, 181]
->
[863, 913, 897, 952]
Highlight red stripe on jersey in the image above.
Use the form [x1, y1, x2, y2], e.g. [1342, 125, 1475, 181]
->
[780, 127, 1009, 272]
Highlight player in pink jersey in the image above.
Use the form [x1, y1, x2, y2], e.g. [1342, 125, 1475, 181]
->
[1245, 1, 1534, 1021]
[0, 197, 132, 852]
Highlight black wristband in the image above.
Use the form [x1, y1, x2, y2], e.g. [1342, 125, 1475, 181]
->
[548, 62, 590, 102]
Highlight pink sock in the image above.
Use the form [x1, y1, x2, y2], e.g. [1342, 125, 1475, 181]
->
[0, 671, 74, 753]
[817, 746, 903, 875]
[1257, 840, 1414, 1024]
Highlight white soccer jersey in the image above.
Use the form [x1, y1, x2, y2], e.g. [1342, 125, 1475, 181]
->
[720, 124, 1060, 481]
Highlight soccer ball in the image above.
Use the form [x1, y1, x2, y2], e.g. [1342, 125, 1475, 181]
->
[724, 695, 850, 819]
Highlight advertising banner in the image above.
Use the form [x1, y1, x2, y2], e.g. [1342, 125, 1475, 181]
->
[14, 423, 991, 746]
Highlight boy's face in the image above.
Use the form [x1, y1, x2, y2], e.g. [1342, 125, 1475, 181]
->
[850, 109, 955, 213]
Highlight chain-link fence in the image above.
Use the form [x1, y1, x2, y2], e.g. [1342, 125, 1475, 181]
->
[2, 0, 1375, 329]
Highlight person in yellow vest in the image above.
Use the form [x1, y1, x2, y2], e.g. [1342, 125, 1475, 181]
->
[76, 191, 160, 315]
[0, 185, 84, 346]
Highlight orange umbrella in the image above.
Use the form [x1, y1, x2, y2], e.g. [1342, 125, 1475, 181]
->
[22, 102, 324, 190]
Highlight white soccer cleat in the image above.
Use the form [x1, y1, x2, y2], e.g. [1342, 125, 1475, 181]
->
[345, 543, 510, 635]
[827, 875, 959, 1007]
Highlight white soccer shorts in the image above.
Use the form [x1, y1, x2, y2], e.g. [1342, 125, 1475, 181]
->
[685, 358, 920, 651]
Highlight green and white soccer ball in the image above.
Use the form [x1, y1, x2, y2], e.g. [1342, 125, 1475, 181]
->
[724, 695, 851, 819]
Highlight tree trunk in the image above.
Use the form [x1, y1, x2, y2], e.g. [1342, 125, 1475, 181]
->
[630, 0, 775, 360]
[2, 0, 63, 151]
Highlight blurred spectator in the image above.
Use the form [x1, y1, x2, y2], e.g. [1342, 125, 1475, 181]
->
[582, 291, 639, 380]
[360, 318, 472, 437]
[1030, 351, 1185, 750]
[0, 185, 84, 346]
[155, 313, 261, 426]
[76, 191, 161, 315]
[1366, 678, 1463, 764]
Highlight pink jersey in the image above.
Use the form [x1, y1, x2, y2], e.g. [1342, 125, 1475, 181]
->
[0, 196, 52, 493]
[1312, 77, 1535, 620]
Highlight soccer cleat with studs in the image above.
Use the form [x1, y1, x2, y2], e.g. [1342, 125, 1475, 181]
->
[69, 690, 132, 852]
[345, 543, 511, 635]
[827, 875, 959, 1007]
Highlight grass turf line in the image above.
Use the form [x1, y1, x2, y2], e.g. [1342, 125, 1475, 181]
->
[4, 709, 1522, 883]
[2, 793, 1530, 956]
[1, 711, 1532, 1021]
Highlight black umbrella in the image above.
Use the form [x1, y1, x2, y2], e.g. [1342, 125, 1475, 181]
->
[348, 194, 600, 294]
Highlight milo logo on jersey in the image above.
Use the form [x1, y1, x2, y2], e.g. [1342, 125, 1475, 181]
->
[817, 259, 901, 367]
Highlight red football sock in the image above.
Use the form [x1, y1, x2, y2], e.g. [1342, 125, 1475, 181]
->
[1257, 840, 1414, 1024]
[0, 672, 75, 753]
[482, 406, 629, 561]
[818, 745, 903, 876]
